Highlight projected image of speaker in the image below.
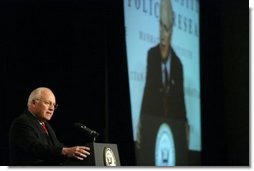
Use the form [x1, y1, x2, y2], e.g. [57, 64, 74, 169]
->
[123, 0, 201, 166]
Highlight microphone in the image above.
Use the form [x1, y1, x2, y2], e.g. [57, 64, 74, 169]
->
[74, 122, 99, 137]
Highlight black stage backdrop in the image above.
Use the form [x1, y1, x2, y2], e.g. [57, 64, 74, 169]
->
[0, 0, 248, 166]
[0, 0, 134, 165]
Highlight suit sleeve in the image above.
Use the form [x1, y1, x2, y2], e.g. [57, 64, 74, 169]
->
[10, 119, 65, 162]
[177, 58, 187, 122]
[140, 49, 153, 116]
[174, 57, 187, 122]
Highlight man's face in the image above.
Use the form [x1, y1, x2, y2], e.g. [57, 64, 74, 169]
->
[32, 90, 56, 122]
[159, 2, 173, 60]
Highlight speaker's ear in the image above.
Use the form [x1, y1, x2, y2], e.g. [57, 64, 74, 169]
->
[32, 100, 36, 104]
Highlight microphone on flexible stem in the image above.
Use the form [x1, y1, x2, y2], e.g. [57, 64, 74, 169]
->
[74, 122, 99, 142]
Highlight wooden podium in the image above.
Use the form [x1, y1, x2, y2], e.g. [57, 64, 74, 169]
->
[63, 143, 121, 166]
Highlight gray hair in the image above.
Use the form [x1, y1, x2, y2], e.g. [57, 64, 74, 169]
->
[160, 0, 174, 29]
[27, 87, 52, 107]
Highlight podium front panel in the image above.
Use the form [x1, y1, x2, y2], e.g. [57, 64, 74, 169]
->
[136, 115, 188, 166]
[63, 143, 120, 166]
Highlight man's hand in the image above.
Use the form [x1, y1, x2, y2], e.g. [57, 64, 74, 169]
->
[62, 146, 90, 160]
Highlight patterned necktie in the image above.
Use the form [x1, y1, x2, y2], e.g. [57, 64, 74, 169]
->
[41, 122, 48, 135]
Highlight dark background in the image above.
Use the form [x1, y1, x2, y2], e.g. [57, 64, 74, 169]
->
[0, 0, 249, 166]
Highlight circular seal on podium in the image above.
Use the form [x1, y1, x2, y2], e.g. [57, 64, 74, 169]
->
[155, 123, 176, 166]
[103, 147, 117, 166]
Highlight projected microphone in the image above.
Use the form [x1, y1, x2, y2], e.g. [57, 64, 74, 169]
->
[74, 122, 99, 142]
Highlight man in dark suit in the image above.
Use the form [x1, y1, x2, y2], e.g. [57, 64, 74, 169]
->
[9, 87, 90, 166]
[136, 0, 189, 164]
[140, 46, 186, 121]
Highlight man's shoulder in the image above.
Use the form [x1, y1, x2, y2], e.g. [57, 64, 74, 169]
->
[147, 44, 161, 62]
[171, 48, 183, 66]
[148, 44, 160, 54]
[12, 110, 36, 126]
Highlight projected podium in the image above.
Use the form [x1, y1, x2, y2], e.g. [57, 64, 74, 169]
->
[63, 143, 121, 166]
[136, 115, 188, 166]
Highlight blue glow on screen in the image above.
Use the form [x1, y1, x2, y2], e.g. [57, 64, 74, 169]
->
[123, 0, 201, 151]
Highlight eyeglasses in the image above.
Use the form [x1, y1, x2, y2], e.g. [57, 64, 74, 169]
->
[34, 99, 58, 109]
[160, 19, 172, 33]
